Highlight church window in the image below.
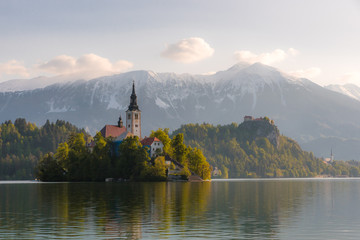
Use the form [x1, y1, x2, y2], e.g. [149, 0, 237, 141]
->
[135, 124, 138, 127]
[135, 113, 138, 119]
[128, 125, 130, 128]
[128, 114, 131, 119]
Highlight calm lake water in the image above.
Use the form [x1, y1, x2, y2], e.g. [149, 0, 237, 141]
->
[1, 179, 360, 239]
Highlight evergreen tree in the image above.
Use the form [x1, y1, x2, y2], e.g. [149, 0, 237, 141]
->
[0, 118, 88, 180]
[35, 153, 65, 182]
[171, 133, 188, 165]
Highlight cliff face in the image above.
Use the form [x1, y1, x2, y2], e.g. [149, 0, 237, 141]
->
[237, 120, 280, 147]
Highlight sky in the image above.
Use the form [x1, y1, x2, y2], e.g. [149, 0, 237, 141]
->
[0, 0, 359, 86]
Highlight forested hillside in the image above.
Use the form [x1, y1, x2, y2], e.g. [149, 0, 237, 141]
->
[2, 118, 359, 180]
[173, 120, 360, 178]
[0, 119, 89, 179]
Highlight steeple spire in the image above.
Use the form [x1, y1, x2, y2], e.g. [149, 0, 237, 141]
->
[132, 80, 136, 95]
[128, 80, 139, 111]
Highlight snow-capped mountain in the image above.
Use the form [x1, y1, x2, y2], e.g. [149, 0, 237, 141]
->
[0, 75, 81, 92]
[326, 84, 360, 102]
[1, 63, 360, 160]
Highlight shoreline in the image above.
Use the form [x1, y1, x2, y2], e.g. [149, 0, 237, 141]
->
[3, 177, 360, 184]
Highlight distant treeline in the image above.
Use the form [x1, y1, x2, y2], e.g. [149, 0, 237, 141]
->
[1, 118, 360, 180]
[0, 119, 88, 180]
[173, 122, 360, 178]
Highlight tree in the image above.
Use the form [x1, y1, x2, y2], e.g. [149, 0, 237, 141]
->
[54, 142, 69, 171]
[221, 164, 229, 179]
[116, 136, 150, 180]
[65, 133, 90, 181]
[188, 147, 212, 180]
[171, 133, 188, 165]
[142, 156, 167, 181]
[91, 132, 111, 181]
[35, 153, 65, 181]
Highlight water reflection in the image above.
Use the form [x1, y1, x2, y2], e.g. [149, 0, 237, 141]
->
[1, 179, 360, 239]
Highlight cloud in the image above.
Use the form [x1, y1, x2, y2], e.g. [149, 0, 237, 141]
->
[0, 60, 30, 78]
[289, 67, 322, 79]
[234, 48, 298, 65]
[287, 48, 299, 56]
[340, 72, 360, 84]
[37, 54, 133, 79]
[161, 37, 214, 63]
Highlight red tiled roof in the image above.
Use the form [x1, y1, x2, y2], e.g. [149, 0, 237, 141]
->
[140, 137, 161, 146]
[100, 125, 127, 138]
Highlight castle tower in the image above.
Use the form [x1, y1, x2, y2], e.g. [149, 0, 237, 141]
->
[126, 81, 141, 138]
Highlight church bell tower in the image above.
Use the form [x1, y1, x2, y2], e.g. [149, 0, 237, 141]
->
[126, 81, 141, 138]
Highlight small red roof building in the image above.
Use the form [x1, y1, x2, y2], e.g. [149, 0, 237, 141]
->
[140, 137, 161, 146]
[140, 137, 163, 157]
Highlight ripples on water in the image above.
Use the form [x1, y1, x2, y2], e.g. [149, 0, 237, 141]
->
[1, 179, 360, 239]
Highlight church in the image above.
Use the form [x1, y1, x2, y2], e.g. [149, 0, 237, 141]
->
[100, 81, 141, 139]
[90, 81, 203, 182]
[97, 81, 162, 158]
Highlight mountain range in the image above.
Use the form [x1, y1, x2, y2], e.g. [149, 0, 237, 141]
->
[1, 63, 360, 160]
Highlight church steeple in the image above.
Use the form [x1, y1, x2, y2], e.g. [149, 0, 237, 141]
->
[128, 81, 139, 111]
[126, 81, 141, 138]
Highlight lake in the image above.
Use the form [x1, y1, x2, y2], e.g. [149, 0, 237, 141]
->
[1, 179, 360, 239]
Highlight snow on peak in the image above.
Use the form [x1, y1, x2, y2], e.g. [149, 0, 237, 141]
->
[212, 62, 294, 88]
[226, 62, 251, 72]
[326, 84, 360, 101]
[0, 63, 305, 93]
[0, 74, 86, 92]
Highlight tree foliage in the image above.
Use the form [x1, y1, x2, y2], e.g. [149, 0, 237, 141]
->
[35, 153, 65, 182]
[151, 128, 212, 180]
[173, 122, 360, 178]
[35, 133, 167, 182]
[35, 127, 212, 181]
[115, 136, 150, 180]
[0, 118, 88, 180]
